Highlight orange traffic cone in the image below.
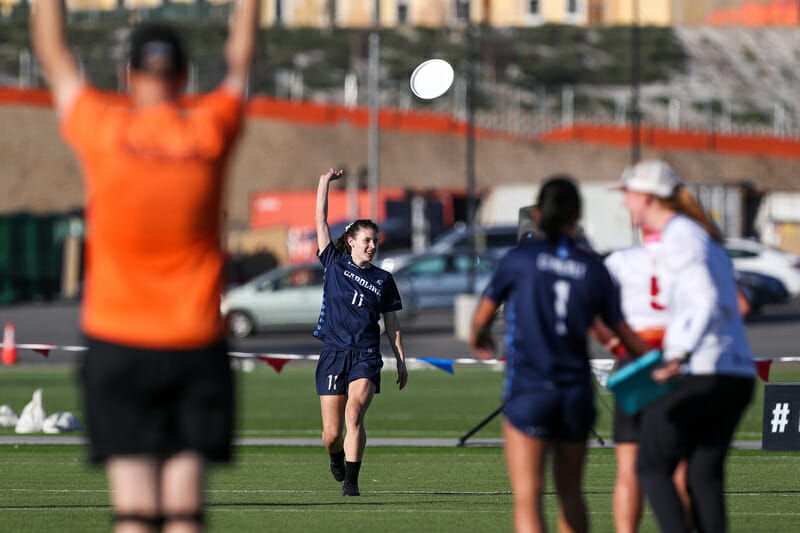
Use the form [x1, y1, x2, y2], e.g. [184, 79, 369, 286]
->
[2, 322, 17, 365]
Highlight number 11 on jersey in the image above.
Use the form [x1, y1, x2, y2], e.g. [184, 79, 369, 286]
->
[351, 290, 364, 307]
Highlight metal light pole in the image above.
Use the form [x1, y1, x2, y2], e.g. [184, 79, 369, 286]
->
[631, 0, 641, 164]
[453, 15, 481, 344]
[367, 1, 381, 222]
[465, 22, 477, 294]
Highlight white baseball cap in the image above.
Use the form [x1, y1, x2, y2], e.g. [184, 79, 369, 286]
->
[614, 160, 681, 198]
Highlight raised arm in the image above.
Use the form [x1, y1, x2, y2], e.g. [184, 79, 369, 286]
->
[315, 168, 343, 253]
[31, 0, 83, 115]
[222, 0, 261, 95]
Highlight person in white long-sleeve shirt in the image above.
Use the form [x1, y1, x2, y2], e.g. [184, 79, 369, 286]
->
[616, 160, 754, 533]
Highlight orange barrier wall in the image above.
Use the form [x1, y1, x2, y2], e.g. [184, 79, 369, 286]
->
[538, 123, 800, 159]
[0, 86, 505, 140]
[245, 94, 504, 139]
[707, 0, 799, 26]
[4, 86, 800, 159]
[0, 87, 53, 107]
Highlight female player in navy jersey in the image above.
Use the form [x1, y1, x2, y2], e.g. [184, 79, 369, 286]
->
[471, 176, 651, 533]
[314, 168, 409, 497]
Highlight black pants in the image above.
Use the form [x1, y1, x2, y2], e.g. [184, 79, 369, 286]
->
[637, 374, 753, 533]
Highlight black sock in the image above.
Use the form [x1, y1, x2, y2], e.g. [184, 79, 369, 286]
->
[330, 450, 345, 464]
[344, 461, 361, 486]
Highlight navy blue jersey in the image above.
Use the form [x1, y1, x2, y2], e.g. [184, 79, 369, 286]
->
[313, 243, 402, 350]
[484, 237, 623, 393]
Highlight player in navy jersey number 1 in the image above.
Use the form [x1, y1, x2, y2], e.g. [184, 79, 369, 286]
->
[314, 168, 409, 497]
[470, 176, 651, 533]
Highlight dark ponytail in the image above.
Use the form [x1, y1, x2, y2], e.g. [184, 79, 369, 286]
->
[334, 219, 380, 255]
[536, 175, 582, 243]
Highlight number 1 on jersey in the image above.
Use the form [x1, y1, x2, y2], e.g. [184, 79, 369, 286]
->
[554, 280, 571, 335]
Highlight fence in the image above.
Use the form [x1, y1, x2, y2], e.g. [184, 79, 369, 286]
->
[0, 213, 80, 304]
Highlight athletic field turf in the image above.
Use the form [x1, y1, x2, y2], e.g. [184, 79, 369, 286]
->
[1, 365, 799, 532]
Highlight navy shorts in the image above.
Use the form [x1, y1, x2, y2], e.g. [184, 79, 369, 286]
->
[316, 346, 383, 395]
[80, 336, 234, 464]
[504, 382, 595, 442]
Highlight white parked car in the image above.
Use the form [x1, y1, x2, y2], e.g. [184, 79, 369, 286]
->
[221, 262, 418, 338]
[725, 238, 800, 297]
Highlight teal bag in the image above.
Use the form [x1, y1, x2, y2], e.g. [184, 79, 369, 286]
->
[606, 350, 678, 415]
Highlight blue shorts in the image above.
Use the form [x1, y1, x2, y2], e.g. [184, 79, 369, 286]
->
[503, 382, 595, 442]
[316, 346, 383, 396]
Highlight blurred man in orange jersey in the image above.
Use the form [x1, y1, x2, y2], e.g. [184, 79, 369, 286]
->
[32, 1, 259, 531]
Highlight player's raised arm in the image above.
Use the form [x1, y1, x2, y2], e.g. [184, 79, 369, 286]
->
[315, 168, 344, 253]
[222, 0, 261, 95]
[31, 0, 83, 115]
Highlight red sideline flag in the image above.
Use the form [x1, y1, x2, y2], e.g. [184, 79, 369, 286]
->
[20, 344, 56, 358]
[754, 358, 772, 382]
[256, 356, 291, 373]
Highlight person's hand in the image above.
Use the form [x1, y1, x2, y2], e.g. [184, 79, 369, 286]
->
[604, 336, 621, 353]
[321, 168, 344, 182]
[471, 328, 496, 360]
[396, 359, 408, 390]
[652, 358, 682, 383]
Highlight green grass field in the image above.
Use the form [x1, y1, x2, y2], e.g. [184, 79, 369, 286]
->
[1, 364, 799, 532]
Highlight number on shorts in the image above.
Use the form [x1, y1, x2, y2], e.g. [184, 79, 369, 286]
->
[351, 290, 364, 307]
[553, 280, 570, 335]
[327, 374, 339, 391]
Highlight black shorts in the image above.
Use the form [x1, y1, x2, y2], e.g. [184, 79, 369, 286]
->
[80, 336, 234, 464]
[315, 346, 383, 396]
[613, 401, 642, 444]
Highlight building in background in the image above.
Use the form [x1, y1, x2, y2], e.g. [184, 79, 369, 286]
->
[2, 0, 796, 27]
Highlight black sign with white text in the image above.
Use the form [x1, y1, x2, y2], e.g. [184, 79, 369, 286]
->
[762, 383, 800, 451]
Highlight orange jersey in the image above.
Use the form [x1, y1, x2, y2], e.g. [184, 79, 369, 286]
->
[62, 86, 243, 349]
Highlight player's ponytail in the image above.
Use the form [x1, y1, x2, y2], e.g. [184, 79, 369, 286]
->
[334, 219, 380, 255]
[656, 187, 723, 243]
[536, 175, 582, 244]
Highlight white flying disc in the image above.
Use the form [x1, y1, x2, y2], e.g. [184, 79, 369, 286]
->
[410, 59, 455, 100]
